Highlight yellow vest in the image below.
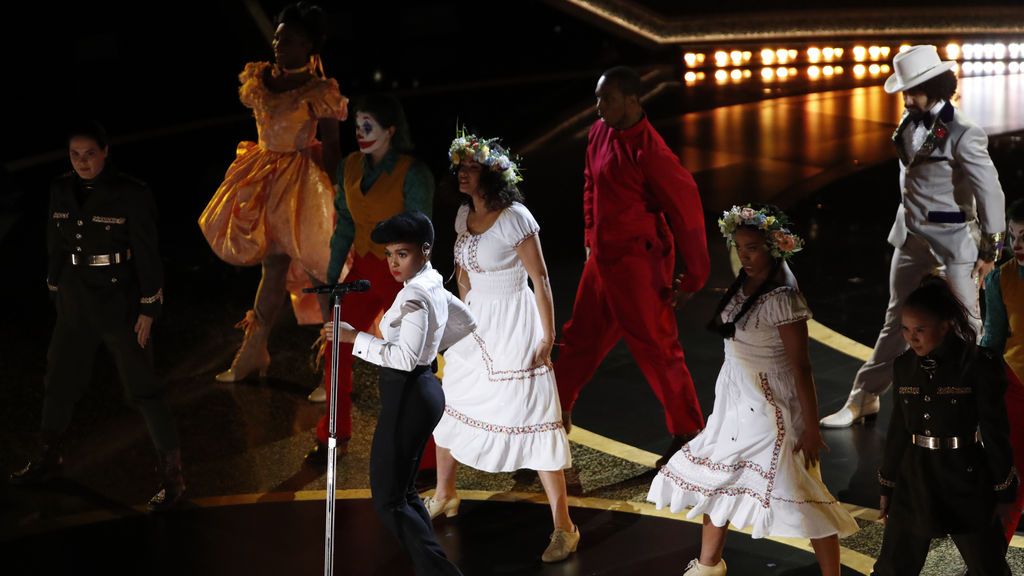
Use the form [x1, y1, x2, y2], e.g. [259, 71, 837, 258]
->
[1000, 259, 1024, 383]
[343, 152, 411, 259]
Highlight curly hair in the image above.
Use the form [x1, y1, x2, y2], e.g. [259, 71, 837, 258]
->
[906, 70, 958, 102]
[275, 2, 328, 54]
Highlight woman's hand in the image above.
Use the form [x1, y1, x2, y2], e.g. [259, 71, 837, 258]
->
[532, 338, 554, 368]
[879, 495, 890, 523]
[793, 424, 829, 469]
[324, 321, 357, 344]
[135, 314, 153, 348]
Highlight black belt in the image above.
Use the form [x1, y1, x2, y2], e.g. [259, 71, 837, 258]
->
[911, 431, 980, 450]
[927, 211, 967, 224]
[70, 250, 132, 266]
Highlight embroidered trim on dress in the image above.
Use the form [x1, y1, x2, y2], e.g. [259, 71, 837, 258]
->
[937, 387, 972, 395]
[454, 233, 485, 273]
[877, 471, 896, 488]
[470, 331, 551, 382]
[512, 230, 539, 248]
[140, 289, 163, 305]
[995, 466, 1018, 491]
[898, 387, 920, 395]
[661, 372, 786, 510]
[92, 216, 126, 225]
[681, 445, 771, 480]
[444, 405, 563, 435]
[52, 212, 69, 219]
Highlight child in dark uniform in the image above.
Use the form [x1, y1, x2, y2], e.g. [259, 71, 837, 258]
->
[874, 276, 1017, 576]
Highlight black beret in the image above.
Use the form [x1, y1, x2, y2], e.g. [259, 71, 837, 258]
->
[370, 210, 434, 246]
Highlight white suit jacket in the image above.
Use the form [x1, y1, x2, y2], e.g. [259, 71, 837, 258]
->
[887, 102, 1005, 264]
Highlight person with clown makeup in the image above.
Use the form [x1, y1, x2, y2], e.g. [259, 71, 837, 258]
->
[306, 93, 435, 465]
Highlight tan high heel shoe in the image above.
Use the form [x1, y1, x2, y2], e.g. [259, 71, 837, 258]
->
[216, 310, 271, 382]
[423, 495, 461, 519]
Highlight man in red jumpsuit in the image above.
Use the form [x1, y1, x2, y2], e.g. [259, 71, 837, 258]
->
[556, 67, 710, 467]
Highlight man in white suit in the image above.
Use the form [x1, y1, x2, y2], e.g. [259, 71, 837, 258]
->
[821, 45, 1006, 427]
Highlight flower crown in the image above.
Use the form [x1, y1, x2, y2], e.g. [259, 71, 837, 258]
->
[448, 129, 523, 185]
[718, 205, 804, 260]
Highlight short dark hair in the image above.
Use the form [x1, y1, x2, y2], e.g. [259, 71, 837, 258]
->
[354, 93, 413, 153]
[370, 210, 434, 246]
[68, 119, 109, 149]
[906, 70, 958, 102]
[1008, 198, 1024, 223]
[275, 2, 328, 54]
[601, 66, 642, 98]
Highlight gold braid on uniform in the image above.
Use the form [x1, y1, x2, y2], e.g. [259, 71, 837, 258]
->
[140, 289, 164, 305]
[994, 466, 1018, 492]
[877, 470, 896, 488]
[47, 281, 58, 292]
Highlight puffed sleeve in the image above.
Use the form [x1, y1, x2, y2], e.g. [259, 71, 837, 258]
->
[308, 79, 349, 121]
[238, 62, 267, 110]
[504, 202, 541, 248]
[763, 287, 812, 327]
[454, 204, 470, 236]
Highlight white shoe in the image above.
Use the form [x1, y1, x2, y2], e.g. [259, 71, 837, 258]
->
[683, 558, 727, 576]
[820, 390, 880, 428]
[423, 495, 460, 519]
[307, 387, 326, 403]
[541, 525, 580, 563]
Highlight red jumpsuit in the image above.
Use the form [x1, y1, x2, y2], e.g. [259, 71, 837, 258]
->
[555, 117, 710, 436]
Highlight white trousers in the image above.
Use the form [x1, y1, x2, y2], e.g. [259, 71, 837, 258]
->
[851, 233, 981, 396]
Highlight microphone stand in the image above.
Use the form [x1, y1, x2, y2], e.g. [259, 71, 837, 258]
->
[323, 287, 344, 576]
[304, 280, 369, 576]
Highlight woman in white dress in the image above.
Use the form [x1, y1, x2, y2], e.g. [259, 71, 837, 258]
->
[648, 205, 858, 576]
[425, 132, 578, 563]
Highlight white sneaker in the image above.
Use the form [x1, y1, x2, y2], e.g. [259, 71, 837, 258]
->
[683, 558, 727, 576]
[307, 387, 326, 403]
[820, 390, 880, 428]
[423, 495, 460, 519]
[541, 525, 580, 563]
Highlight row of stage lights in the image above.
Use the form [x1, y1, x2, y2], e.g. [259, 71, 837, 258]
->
[686, 41, 1024, 70]
[684, 63, 897, 85]
[684, 60, 1022, 85]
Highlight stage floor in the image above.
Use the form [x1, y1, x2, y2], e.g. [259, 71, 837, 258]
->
[2, 69, 1023, 575]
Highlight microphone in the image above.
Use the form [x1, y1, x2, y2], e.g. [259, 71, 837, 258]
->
[303, 279, 371, 294]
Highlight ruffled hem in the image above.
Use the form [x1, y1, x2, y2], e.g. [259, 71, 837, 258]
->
[433, 411, 571, 473]
[647, 470, 858, 540]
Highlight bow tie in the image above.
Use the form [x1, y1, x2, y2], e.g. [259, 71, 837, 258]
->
[912, 112, 934, 129]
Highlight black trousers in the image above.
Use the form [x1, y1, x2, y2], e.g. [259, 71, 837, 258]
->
[873, 516, 1010, 576]
[370, 366, 461, 576]
[42, 272, 179, 452]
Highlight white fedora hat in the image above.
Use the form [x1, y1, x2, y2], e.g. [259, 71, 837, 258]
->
[884, 45, 956, 94]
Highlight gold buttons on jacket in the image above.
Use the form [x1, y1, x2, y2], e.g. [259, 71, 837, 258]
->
[75, 234, 82, 239]
[923, 413, 931, 420]
[924, 395, 931, 402]
[77, 220, 83, 226]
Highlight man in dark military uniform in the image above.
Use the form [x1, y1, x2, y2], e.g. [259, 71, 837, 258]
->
[874, 305, 1017, 575]
[10, 121, 184, 511]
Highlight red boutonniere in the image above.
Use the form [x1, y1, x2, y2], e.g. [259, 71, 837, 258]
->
[934, 126, 948, 139]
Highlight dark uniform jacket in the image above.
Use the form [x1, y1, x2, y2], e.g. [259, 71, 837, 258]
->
[47, 169, 163, 318]
[879, 337, 1017, 536]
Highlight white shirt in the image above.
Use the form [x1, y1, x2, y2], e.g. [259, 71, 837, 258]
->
[353, 262, 476, 371]
[909, 99, 947, 155]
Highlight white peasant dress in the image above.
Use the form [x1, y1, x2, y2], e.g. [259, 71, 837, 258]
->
[432, 202, 572, 472]
[647, 286, 858, 539]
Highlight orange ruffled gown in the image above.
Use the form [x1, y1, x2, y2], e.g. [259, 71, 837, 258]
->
[199, 62, 349, 324]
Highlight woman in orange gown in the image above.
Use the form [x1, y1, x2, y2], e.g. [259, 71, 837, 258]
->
[199, 2, 348, 382]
